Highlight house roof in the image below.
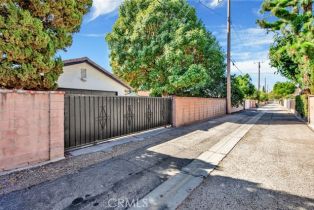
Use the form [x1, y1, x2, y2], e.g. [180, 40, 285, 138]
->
[63, 57, 132, 90]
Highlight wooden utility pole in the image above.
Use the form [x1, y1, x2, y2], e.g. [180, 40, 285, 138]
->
[258, 62, 261, 92]
[226, 0, 232, 114]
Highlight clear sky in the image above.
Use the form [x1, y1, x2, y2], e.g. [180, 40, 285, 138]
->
[58, 0, 287, 91]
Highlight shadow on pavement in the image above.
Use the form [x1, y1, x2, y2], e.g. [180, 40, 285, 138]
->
[0, 103, 310, 210]
[180, 175, 314, 210]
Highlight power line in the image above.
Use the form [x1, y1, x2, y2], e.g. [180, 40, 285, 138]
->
[197, 1, 251, 50]
[198, 0, 225, 18]
[230, 23, 246, 45]
[230, 58, 243, 74]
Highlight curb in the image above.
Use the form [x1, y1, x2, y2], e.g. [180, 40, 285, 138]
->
[129, 112, 265, 210]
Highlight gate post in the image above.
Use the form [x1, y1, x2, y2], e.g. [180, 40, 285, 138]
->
[171, 96, 177, 127]
[49, 92, 65, 160]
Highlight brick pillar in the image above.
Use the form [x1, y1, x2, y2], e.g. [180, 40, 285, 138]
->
[172, 96, 177, 127]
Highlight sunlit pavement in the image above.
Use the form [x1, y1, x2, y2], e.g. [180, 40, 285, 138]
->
[1, 103, 313, 210]
[179, 103, 314, 210]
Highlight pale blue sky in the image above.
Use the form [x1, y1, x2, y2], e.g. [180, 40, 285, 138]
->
[58, 0, 287, 90]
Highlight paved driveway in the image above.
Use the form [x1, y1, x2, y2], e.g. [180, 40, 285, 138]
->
[179, 103, 314, 210]
[1, 103, 313, 210]
[0, 108, 259, 210]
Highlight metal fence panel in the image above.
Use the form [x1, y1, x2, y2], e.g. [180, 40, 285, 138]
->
[64, 95, 172, 149]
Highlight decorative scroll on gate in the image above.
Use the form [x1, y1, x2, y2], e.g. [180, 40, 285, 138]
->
[64, 96, 172, 149]
[98, 106, 110, 129]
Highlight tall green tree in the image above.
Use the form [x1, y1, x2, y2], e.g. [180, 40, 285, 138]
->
[106, 0, 225, 96]
[272, 81, 296, 99]
[258, 0, 314, 93]
[0, 0, 92, 90]
[230, 75, 245, 107]
[228, 74, 257, 107]
[235, 73, 256, 98]
[269, 35, 300, 83]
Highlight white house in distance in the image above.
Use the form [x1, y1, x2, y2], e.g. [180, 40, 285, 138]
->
[58, 57, 132, 96]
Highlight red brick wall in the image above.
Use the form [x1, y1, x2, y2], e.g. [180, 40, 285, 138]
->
[172, 96, 226, 127]
[0, 89, 65, 172]
[309, 96, 314, 128]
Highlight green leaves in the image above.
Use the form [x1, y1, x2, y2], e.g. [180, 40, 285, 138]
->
[106, 0, 225, 97]
[0, 0, 92, 90]
[258, 0, 314, 93]
[272, 81, 296, 99]
[235, 74, 256, 98]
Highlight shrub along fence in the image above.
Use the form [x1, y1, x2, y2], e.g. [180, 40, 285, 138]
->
[281, 95, 314, 129]
[295, 95, 309, 120]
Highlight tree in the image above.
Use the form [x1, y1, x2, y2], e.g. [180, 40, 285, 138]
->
[258, 0, 314, 93]
[230, 75, 245, 107]
[259, 91, 269, 102]
[228, 74, 257, 107]
[269, 35, 300, 83]
[0, 0, 92, 90]
[272, 81, 296, 99]
[106, 0, 225, 96]
[235, 74, 256, 98]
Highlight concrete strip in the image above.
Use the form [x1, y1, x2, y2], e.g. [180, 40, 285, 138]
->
[129, 112, 264, 210]
[178, 103, 314, 210]
[131, 173, 203, 210]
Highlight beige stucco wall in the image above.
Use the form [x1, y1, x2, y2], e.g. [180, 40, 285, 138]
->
[309, 96, 314, 129]
[244, 100, 257, 109]
[58, 63, 129, 96]
[0, 90, 64, 172]
[172, 97, 226, 127]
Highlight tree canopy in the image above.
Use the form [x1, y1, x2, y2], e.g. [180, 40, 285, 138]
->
[229, 74, 256, 107]
[258, 0, 314, 93]
[272, 81, 296, 99]
[0, 0, 92, 90]
[235, 74, 256, 98]
[106, 0, 225, 96]
[230, 75, 245, 107]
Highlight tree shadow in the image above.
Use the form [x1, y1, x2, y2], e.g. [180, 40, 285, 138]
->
[1, 145, 313, 210]
[0, 104, 305, 197]
[179, 174, 314, 210]
[0, 104, 311, 210]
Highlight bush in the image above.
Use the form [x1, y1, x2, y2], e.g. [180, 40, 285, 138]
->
[295, 95, 308, 119]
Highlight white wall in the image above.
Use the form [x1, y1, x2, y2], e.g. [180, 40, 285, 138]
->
[58, 63, 130, 96]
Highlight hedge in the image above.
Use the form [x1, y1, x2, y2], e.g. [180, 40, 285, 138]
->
[295, 95, 308, 119]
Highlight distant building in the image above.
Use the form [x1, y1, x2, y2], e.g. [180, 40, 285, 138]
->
[58, 57, 131, 96]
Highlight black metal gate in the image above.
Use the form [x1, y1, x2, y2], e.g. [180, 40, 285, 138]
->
[64, 95, 172, 149]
